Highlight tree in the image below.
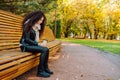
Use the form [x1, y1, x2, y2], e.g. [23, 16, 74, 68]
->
[57, 0, 120, 40]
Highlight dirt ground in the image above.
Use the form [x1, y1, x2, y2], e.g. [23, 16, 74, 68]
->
[16, 42, 120, 80]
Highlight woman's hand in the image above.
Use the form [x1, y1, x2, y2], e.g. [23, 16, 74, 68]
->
[41, 43, 47, 47]
[39, 43, 47, 47]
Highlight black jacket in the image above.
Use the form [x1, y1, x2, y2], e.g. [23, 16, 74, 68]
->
[20, 29, 39, 51]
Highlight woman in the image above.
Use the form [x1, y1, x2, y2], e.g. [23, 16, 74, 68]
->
[20, 11, 53, 78]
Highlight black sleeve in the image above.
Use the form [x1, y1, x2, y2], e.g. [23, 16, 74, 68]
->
[24, 33, 38, 46]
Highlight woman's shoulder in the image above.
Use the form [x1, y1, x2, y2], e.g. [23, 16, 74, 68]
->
[30, 29, 36, 35]
[30, 29, 35, 33]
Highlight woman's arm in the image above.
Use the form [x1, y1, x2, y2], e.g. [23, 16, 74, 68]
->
[24, 33, 38, 46]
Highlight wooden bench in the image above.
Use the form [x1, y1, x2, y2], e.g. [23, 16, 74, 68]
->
[0, 10, 61, 80]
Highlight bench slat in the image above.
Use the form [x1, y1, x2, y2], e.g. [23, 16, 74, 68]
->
[0, 30, 21, 34]
[0, 25, 21, 30]
[0, 42, 19, 46]
[0, 39, 20, 42]
[0, 52, 31, 65]
[0, 22, 21, 28]
[0, 37, 20, 40]
[0, 46, 19, 51]
[0, 34, 21, 37]
[0, 61, 18, 70]
[0, 28, 21, 32]
[0, 16, 22, 22]
[0, 40, 20, 43]
[0, 53, 40, 71]
[0, 57, 39, 80]
[0, 10, 23, 18]
[0, 19, 22, 26]
[0, 66, 18, 79]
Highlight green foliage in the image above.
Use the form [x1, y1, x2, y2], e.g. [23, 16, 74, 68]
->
[0, 0, 60, 37]
[1, 0, 120, 40]
[57, 0, 120, 40]
[56, 20, 61, 38]
[0, 0, 57, 16]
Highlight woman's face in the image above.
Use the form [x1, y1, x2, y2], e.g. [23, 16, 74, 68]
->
[37, 16, 44, 25]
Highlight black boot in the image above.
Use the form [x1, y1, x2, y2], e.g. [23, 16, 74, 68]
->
[33, 47, 51, 77]
[44, 49, 53, 74]
[37, 71, 50, 77]
[37, 65, 50, 77]
[45, 67, 53, 74]
[44, 64, 53, 74]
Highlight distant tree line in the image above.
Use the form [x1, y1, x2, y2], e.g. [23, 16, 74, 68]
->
[0, 0, 57, 16]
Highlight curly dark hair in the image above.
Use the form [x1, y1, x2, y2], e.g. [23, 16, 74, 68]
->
[22, 10, 46, 35]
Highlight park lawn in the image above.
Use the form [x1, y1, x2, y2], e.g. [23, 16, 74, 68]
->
[60, 38, 120, 55]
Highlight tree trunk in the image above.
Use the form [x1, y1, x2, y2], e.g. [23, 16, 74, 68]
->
[64, 32, 68, 38]
[94, 28, 98, 39]
[86, 23, 92, 39]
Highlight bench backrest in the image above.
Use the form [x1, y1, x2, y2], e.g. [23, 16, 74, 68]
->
[0, 10, 55, 51]
[40, 26, 55, 42]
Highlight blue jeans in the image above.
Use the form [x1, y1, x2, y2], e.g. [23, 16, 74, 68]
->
[21, 45, 49, 72]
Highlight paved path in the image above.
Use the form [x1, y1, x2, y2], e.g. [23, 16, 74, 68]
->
[16, 42, 120, 80]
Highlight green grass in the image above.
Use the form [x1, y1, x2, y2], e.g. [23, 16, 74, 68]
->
[59, 38, 120, 55]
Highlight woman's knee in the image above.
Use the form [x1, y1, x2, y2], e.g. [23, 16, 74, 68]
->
[43, 47, 49, 53]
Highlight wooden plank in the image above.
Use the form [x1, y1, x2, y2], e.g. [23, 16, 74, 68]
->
[0, 19, 22, 26]
[0, 35, 20, 38]
[0, 53, 32, 65]
[0, 61, 18, 70]
[0, 15, 22, 22]
[7, 58, 39, 80]
[0, 44, 19, 49]
[0, 12, 23, 20]
[17, 53, 40, 63]
[0, 42, 19, 44]
[0, 46, 19, 51]
[0, 67, 18, 80]
[0, 35, 21, 38]
[0, 17, 22, 24]
[0, 28, 21, 32]
[0, 30, 21, 34]
[0, 25, 21, 30]
[0, 34, 21, 37]
[0, 44, 20, 50]
[0, 33, 21, 36]
[0, 22, 21, 28]
[0, 40, 20, 43]
[0, 48, 20, 55]
[0, 54, 40, 71]
[0, 44, 19, 48]
[0, 43, 19, 46]
[0, 57, 39, 80]
[0, 53, 22, 60]
[0, 16, 22, 22]
[40, 27, 55, 42]
[0, 10, 23, 20]
[0, 37, 20, 40]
